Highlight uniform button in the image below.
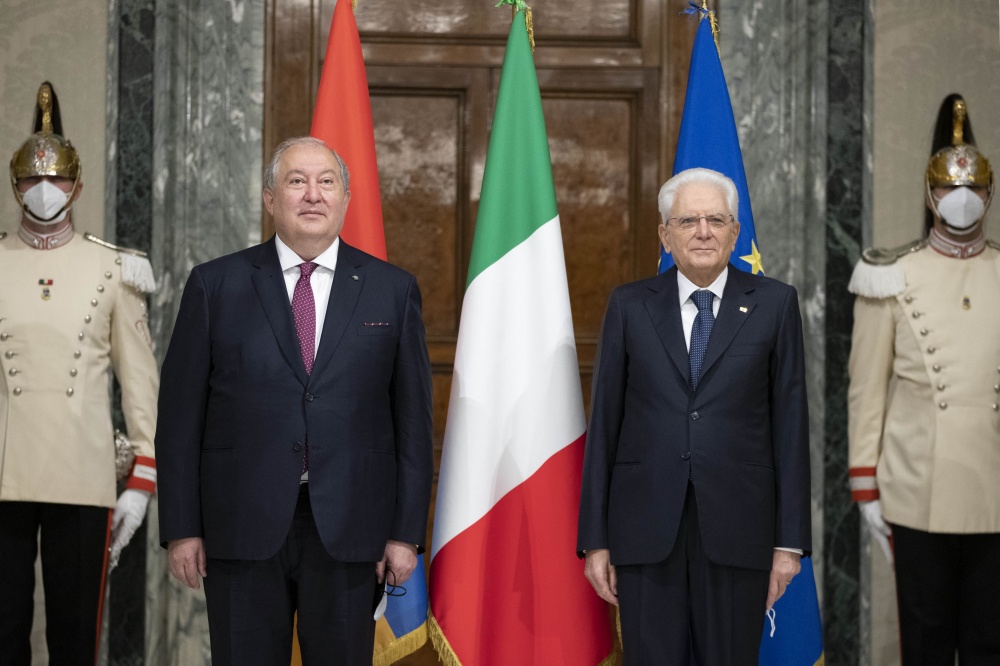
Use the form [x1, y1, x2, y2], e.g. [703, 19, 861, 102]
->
[919, 328, 928, 336]
[13, 388, 21, 396]
[74, 350, 82, 358]
[91, 299, 98, 306]
[937, 383, 945, 391]
[66, 388, 74, 397]
[681, 451, 692, 460]
[97, 285, 105, 293]
[690, 411, 700, 420]
[927, 347, 936, 354]
[904, 295, 913, 303]
[78, 332, 85, 340]
[104, 271, 113, 279]
[292, 442, 303, 452]
[70, 368, 78, 377]
[84, 315, 92, 323]
[0, 333, 9, 341]
[932, 364, 941, 372]
[8, 368, 17, 376]
[115, 258, 122, 265]
[939, 401, 947, 410]
[305, 393, 314, 402]
[4, 350, 15, 358]
[994, 384, 1000, 393]
[912, 311, 921, 319]
[993, 404, 999, 411]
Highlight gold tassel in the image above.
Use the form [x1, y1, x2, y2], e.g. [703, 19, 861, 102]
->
[372, 622, 429, 666]
[428, 614, 463, 666]
[525, 6, 535, 53]
[351, 0, 358, 11]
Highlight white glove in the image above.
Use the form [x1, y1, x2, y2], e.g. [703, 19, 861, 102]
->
[858, 499, 893, 565]
[109, 489, 151, 571]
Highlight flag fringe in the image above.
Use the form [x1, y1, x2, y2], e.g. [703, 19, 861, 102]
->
[428, 613, 462, 666]
[372, 622, 429, 666]
[429, 611, 622, 666]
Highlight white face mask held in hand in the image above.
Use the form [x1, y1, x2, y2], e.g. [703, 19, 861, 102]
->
[21, 179, 72, 224]
[935, 186, 986, 234]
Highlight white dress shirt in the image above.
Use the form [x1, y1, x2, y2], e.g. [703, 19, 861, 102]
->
[677, 267, 727, 352]
[274, 234, 339, 355]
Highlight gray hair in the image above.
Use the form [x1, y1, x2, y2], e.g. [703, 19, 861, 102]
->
[657, 167, 739, 223]
[263, 136, 350, 193]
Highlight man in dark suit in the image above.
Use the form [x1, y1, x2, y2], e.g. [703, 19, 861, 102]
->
[578, 167, 811, 664]
[155, 137, 433, 665]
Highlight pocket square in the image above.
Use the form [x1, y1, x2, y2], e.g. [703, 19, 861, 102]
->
[362, 322, 392, 327]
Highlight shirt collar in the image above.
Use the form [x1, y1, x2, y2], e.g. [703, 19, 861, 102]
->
[275, 234, 340, 273]
[928, 227, 986, 259]
[18, 222, 74, 250]
[677, 266, 728, 305]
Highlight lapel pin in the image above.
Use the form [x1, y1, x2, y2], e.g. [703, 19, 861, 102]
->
[352, 275, 359, 281]
[739, 306, 748, 313]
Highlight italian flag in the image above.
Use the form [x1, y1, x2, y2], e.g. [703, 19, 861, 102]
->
[428, 7, 615, 665]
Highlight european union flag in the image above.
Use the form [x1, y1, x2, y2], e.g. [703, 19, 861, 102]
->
[664, 9, 824, 665]
[374, 555, 429, 666]
[659, 12, 763, 277]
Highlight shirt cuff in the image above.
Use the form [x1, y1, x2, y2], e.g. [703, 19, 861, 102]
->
[774, 547, 803, 555]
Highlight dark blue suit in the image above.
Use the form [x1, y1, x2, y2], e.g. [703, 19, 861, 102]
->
[578, 265, 810, 663]
[156, 238, 432, 663]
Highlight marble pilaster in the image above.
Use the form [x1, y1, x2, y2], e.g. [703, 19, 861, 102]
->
[147, 1, 264, 664]
[823, 0, 866, 664]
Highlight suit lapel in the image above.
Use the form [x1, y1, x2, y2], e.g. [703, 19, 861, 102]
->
[644, 268, 691, 387]
[251, 238, 309, 385]
[310, 241, 365, 380]
[698, 265, 757, 384]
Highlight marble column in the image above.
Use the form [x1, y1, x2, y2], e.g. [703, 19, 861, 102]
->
[146, 1, 264, 664]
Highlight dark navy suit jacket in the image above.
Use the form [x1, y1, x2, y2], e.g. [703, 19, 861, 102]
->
[156, 238, 433, 562]
[577, 265, 810, 570]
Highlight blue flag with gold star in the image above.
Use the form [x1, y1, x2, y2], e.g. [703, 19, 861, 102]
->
[659, 11, 763, 276]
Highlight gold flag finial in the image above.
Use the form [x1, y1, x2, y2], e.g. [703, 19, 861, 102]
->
[351, 0, 357, 10]
[952, 98, 967, 146]
[496, 0, 534, 53]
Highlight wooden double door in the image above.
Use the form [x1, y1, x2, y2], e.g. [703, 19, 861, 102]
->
[264, 2, 697, 647]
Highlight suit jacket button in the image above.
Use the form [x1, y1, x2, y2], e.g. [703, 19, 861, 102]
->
[305, 393, 314, 402]
[690, 411, 699, 420]
[681, 452, 692, 460]
[293, 442, 303, 452]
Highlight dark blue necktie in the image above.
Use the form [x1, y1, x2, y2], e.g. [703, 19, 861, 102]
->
[689, 290, 715, 390]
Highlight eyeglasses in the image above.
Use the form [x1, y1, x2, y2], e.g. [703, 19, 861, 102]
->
[666, 214, 734, 231]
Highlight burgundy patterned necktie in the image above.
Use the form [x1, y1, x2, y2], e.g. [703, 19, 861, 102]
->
[292, 262, 317, 374]
[292, 262, 317, 473]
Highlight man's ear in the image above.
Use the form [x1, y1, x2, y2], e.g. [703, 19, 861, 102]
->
[72, 180, 84, 202]
[262, 188, 274, 215]
[658, 223, 671, 254]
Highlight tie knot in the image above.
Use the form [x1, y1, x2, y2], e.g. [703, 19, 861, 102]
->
[299, 262, 318, 279]
[692, 289, 714, 312]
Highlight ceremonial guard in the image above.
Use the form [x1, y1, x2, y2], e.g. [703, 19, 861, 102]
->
[0, 82, 158, 665]
[847, 95, 1000, 664]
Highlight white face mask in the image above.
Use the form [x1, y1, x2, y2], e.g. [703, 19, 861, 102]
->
[21, 180, 72, 225]
[935, 186, 986, 234]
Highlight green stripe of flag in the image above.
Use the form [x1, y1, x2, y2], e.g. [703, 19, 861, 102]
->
[466, 9, 558, 287]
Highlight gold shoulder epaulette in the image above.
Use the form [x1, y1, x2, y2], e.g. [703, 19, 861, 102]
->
[860, 238, 928, 266]
[83, 232, 148, 258]
[987, 239, 1000, 251]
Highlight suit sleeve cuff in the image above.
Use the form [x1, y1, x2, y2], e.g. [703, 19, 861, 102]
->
[849, 466, 879, 502]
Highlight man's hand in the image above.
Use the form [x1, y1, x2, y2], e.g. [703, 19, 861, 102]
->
[584, 549, 618, 607]
[858, 499, 893, 565]
[109, 489, 151, 571]
[766, 549, 801, 610]
[377, 539, 418, 585]
[168, 537, 207, 590]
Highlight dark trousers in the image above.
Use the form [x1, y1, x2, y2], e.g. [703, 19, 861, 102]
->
[0, 500, 111, 666]
[616, 484, 769, 666]
[892, 524, 1000, 666]
[204, 485, 377, 666]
